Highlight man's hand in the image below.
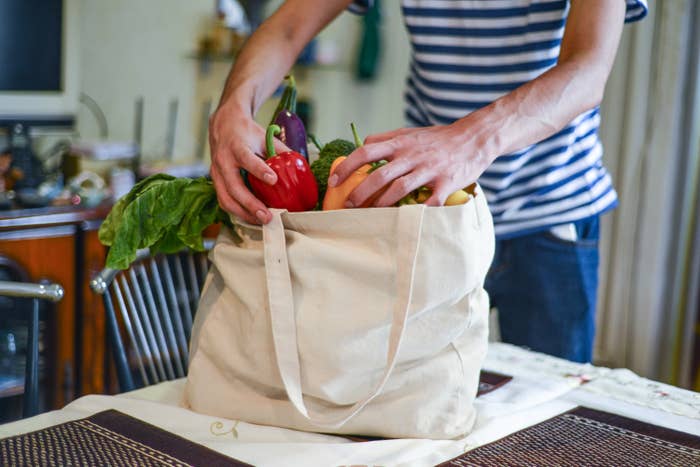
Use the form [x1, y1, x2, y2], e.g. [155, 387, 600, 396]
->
[208, 0, 352, 223]
[329, 0, 626, 208]
[209, 103, 291, 225]
[329, 122, 492, 208]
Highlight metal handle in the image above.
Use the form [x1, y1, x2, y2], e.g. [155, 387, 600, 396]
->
[0, 281, 64, 302]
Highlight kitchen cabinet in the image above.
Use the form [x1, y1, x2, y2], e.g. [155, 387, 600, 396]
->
[0, 202, 112, 412]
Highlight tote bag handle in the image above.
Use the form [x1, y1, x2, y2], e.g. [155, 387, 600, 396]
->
[263, 205, 425, 428]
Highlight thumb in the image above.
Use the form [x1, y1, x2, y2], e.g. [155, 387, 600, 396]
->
[273, 136, 291, 155]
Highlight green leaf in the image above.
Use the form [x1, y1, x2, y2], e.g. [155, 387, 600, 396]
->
[175, 189, 219, 251]
[99, 174, 176, 246]
[103, 176, 221, 270]
[152, 229, 185, 255]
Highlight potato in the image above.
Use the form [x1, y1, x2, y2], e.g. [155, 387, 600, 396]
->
[445, 189, 469, 206]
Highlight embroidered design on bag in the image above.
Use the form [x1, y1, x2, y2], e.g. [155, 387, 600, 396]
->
[210, 420, 240, 439]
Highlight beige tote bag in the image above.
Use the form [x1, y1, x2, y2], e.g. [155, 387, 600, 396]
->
[185, 186, 494, 439]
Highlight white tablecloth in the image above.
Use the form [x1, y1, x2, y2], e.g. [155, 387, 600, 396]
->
[2, 343, 698, 466]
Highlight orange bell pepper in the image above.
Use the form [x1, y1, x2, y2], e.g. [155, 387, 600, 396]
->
[322, 156, 373, 210]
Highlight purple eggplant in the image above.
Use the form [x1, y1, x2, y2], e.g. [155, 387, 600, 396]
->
[274, 110, 308, 159]
[269, 75, 309, 160]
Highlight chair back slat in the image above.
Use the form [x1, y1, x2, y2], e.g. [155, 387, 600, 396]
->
[150, 258, 188, 376]
[172, 257, 194, 337]
[160, 256, 190, 363]
[111, 279, 150, 387]
[185, 252, 200, 307]
[141, 261, 184, 378]
[132, 265, 175, 381]
[91, 245, 212, 392]
[122, 272, 166, 383]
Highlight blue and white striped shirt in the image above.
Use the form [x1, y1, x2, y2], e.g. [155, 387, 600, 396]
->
[351, 0, 648, 238]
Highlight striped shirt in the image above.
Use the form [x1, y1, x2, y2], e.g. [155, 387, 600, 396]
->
[351, 0, 648, 238]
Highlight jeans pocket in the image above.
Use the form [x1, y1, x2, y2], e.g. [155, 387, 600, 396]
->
[542, 217, 599, 249]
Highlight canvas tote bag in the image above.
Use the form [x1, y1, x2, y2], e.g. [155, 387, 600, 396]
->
[185, 185, 495, 439]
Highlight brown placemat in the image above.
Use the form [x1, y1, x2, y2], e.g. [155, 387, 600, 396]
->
[477, 371, 513, 397]
[0, 409, 252, 466]
[438, 406, 700, 466]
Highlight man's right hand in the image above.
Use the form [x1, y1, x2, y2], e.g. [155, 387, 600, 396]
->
[207, 0, 352, 224]
[209, 103, 288, 225]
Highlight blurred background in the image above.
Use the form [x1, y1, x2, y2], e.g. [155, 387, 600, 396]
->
[0, 0, 698, 419]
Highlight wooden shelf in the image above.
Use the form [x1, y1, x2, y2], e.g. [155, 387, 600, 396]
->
[186, 53, 349, 73]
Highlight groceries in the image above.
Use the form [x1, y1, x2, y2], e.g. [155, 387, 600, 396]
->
[269, 76, 309, 159]
[247, 124, 318, 212]
[98, 174, 229, 269]
[99, 75, 476, 269]
[267, 76, 475, 211]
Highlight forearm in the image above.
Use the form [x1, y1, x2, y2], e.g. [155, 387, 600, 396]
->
[219, 18, 302, 116]
[460, 56, 611, 165]
[218, 0, 352, 117]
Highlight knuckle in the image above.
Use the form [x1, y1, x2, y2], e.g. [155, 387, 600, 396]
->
[394, 176, 413, 192]
[394, 135, 410, 148]
[354, 146, 370, 162]
[372, 169, 391, 185]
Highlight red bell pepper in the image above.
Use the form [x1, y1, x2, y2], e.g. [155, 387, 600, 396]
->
[249, 124, 318, 212]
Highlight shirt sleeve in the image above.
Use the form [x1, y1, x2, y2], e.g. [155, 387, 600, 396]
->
[624, 0, 648, 23]
[348, 0, 373, 15]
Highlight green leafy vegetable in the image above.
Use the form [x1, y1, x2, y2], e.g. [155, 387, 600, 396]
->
[98, 173, 176, 247]
[99, 174, 231, 270]
[310, 138, 356, 204]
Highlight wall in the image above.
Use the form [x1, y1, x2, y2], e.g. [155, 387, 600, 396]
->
[304, 2, 410, 142]
[77, 1, 410, 163]
[77, 0, 213, 162]
[596, 0, 700, 383]
[190, 1, 411, 154]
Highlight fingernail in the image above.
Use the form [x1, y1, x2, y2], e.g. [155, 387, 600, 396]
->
[344, 200, 354, 208]
[328, 174, 338, 187]
[256, 210, 268, 223]
[263, 172, 276, 185]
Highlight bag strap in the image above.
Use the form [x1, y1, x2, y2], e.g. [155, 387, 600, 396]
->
[263, 205, 425, 428]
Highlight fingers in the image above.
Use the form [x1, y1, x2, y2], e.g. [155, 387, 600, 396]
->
[210, 140, 273, 223]
[230, 175, 274, 223]
[373, 169, 434, 207]
[208, 111, 282, 223]
[424, 181, 452, 207]
[272, 137, 291, 156]
[236, 144, 278, 185]
[329, 141, 396, 187]
[345, 157, 416, 208]
[210, 169, 261, 224]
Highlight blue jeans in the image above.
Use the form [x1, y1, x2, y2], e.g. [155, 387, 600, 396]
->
[485, 217, 600, 363]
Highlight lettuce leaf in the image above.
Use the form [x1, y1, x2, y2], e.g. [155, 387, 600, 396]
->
[99, 174, 230, 270]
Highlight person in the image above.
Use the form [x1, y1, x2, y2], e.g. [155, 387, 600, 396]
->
[208, 0, 648, 363]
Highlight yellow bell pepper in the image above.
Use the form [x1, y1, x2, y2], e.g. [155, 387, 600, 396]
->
[322, 157, 373, 210]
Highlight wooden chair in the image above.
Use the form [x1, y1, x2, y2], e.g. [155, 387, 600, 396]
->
[90, 241, 214, 393]
[0, 280, 64, 417]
